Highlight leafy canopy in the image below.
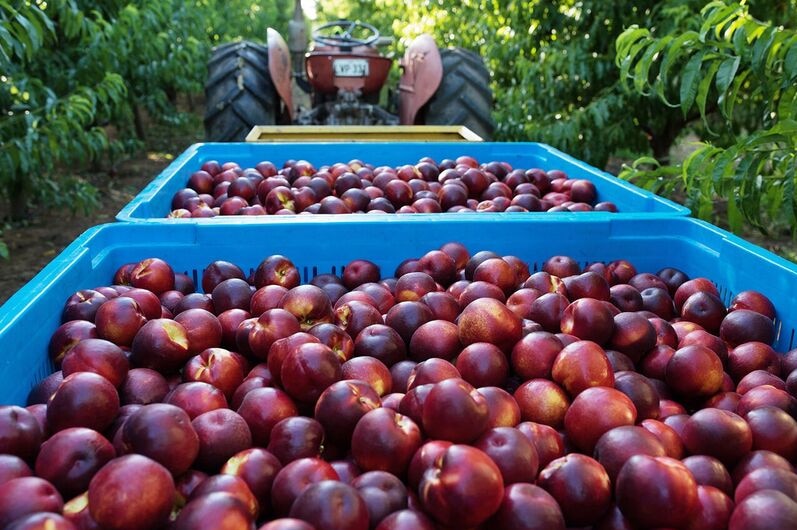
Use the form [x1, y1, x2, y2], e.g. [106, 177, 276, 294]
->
[617, 1, 797, 233]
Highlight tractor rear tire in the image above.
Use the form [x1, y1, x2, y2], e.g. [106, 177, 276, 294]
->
[421, 48, 494, 140]
[204, 41, 280, 142]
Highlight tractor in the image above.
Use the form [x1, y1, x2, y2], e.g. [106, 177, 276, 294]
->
[203, 3, 494, 142]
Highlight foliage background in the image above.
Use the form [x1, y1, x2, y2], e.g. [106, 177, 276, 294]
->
[317, 0, 796, 239]
[1, 0, 796, 259]
[0, 0, 292, 227]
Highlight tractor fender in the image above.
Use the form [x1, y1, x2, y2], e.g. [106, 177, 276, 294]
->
[398, 34, 443, 125]
[268, 28, 293, 120]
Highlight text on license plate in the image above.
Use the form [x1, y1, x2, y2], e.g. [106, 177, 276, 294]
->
[333, 59, 369, 77]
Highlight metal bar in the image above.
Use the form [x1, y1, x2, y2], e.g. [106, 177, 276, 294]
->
[244, 125, 483, 142]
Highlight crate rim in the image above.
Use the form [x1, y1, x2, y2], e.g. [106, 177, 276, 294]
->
[2, 214, 797, 406]
[3, 213, 795, 322]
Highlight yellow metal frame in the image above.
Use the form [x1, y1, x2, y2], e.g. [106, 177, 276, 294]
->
[245, 125, 483, 142]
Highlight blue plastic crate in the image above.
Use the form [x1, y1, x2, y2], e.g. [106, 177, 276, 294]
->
[0, 215, 794, 406]
[115, 142, 690, 221]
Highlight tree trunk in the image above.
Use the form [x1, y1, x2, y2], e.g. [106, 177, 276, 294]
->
[650, 132, 675, 164]
[8, 176, 30, 221]
[165, 86, 178, 106]
[647, 113, 687, 164]
[130, 92, 146, 141]
[648, 103, 719, 164]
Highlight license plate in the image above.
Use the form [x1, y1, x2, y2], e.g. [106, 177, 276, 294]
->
[333, 59, 369, 77]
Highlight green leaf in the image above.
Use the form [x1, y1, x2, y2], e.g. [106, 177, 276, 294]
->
[752, 26, 776, 75]
[697, 196, 715, 220]
[623, 38, 654, 82]
[771, 119, 797, 138]
[632, 156, 661, 168]
[699, 1, 729, 18]
[732, 22, 748, 55]
[786, 157, 797, 225]
[680, 51, 705, 117]
[746, 23, 767, 44]
[720, 10, 747, 42]
[726, 187, 744, 232]
[743, 132, 786, 150]
[715, 56, 740, 97]
[0, 240, 7, 260]
[715, 55, 740, 121]
[683, 143, 718, 188]
[766, 183, 784, 220]
[697, 59, 721, 132]
[711, 147, 738, 192]
[699, 4, 738, 43]
[770, 29, 791, 66]
[731, 153, 767, 226]
[660, 31, 699, 80]
[0, 24, 13, 65]
[21, 9, 45, 49]
[14, 13, 41, 55]
[785, 38, 797, 81]
[779, 85, 797, 122]
[742, 178, 766, 231]
[30, 5, 54, 35]
[633, 35, 673, 95]
[722, 68, 750, 120]
[656, 30, 700, 106]
[9, 20, 33, 61]
[734, 151, 761, 186]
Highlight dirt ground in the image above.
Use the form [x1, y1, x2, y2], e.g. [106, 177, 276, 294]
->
[0, 108, 205, 307]
[0, 155, 169, 306]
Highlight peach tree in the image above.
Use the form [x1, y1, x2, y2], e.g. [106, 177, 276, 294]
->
[0, 1, 203, 222]
[0, 0, 291, 231]
[314, 1, 722, 167]
[616, 0, 796, 233]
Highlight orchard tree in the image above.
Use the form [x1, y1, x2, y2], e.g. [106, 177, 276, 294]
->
[616, 0, 797, 232]
[316, 0, 796, 234]
[313, 0, 710, 166]
[0, 0, 292, 227]
[204, 0, 293, 45]
[0, 2, 126, 222]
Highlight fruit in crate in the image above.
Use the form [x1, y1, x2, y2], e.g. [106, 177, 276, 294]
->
[9, 241, 797, 529]
[169, 156, 619, 217]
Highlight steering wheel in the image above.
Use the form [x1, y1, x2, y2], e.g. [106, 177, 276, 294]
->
[312, 20, 380, 48]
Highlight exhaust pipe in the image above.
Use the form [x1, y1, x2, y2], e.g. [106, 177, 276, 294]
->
[288, 0, 307, 79]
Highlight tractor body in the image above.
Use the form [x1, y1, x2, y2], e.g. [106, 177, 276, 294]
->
[203, 7, 493, 141]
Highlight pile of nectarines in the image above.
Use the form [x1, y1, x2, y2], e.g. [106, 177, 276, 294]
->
[168, 157, 618, 217]
[1, 242, 795, 529]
